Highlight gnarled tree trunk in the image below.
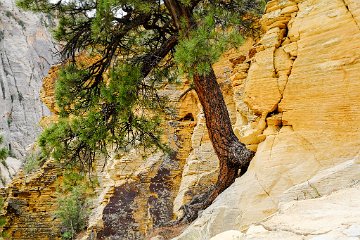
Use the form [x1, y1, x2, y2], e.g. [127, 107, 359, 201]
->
[164, 0, 255, 223]
[178, 69, 254, 222]
[194, 69, 254, 189]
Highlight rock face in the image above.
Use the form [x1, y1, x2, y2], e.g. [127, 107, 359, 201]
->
[2, 160, 62, 240]
[3, 0, 360, 239]
[0, 0, 56, 185]
[174, 0, 360, 238]
[210, 185, 360, 240]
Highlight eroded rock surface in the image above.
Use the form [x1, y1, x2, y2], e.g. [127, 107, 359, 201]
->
[174, 0, 360, 238]
[2, 161, 62, 240]
[212, 185, 360, 240]
[3, 0, 360, 239]
[0, 0, 56, 185]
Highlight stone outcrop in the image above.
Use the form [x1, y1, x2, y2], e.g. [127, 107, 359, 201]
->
[173, 41, 256, 216]
[174, 0, 360, 238]
[4, 0, 360, 239]
[210, 184, 360, 240]
[0, 0, 56, 185]
[178, 157, 360, 239]
[1, 160, 62, 239]
[39, 63, 199, 239]
[33, 42, 255, 239]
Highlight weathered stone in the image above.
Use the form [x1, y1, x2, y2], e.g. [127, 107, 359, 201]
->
[2, 161, 62, 239]
[244, 47, 281, 114]
[0, 0, 55, 157]
[0, 0, 56, 185]
[258, 186, 360, 239]
[259, 27, 286, 48]
[210, 230, 244, 240]
[173, 0, 360, 239]
[280, 158, 360, 202]
[6, 0, 360, 239]
[172, 42, 257, 218]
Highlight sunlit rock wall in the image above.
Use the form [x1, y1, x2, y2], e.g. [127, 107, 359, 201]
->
[174, 0, 360, 239]
[4, 0, 360, 239]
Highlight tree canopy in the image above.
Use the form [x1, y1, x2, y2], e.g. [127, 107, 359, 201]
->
[18, 0, 266, 223]
[18, 0, 264, 170]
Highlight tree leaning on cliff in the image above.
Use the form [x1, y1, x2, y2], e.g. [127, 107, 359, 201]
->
[18, 0, 265, 222]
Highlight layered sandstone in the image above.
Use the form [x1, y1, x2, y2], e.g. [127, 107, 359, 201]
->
[210, 185, 360, 240]
[37, 43, 255, 239]
[1, 161, 62, 239]
[174, 0, 360, 238]
[4, 0, 360, 239]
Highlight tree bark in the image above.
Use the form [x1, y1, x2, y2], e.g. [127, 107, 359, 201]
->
[164, 0, 193, 30]
[193, 69, 254, 182]
[163, 0, 255, 223]
[177, 69, 254, 223]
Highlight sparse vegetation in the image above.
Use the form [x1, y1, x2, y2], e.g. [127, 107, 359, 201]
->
[19, 0, 264, 222]
[0, 136, 8, 163]
[0, 196, 9, 239]
[23, 149, 46, 174]
[5, 10, 26, 30]
[23, 154, 39, 174]
[55, 171, 97, 240]
[56, 187, 88, 240]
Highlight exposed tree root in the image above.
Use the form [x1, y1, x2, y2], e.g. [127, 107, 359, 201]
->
[175, 148, 254, 224]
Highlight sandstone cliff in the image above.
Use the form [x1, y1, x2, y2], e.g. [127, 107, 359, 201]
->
[0, 0, 56, 186]
[174, 0, 360, 238]
[3, 0, 360, 239]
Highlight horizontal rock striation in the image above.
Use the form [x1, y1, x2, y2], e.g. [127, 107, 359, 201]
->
[4, 0, 360, 239]
[174, 0, 360, 238]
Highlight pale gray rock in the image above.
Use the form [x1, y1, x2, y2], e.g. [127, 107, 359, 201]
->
[206, 186, 360, 240]
[280, 158, 360, 202]
[173, 158, 360, 240]
[210, 230, 244, 240]
[0, 0, 56, 185]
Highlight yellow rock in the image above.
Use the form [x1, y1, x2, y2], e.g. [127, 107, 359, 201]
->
[8, 0, 360, 239]
[2, 161, 62, 240]
[174, 0, 360, 239]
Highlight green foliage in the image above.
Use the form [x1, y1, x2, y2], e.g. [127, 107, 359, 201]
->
[0, 136, 8, 163]
[56, 187, 88, 240]
[19, 0, 265, 171]
[175, 13, 244, 77]
[0, 196, 7, 238]
[23, 155, 39, 174]
[55, 171, 95, 240]
[39, 62, 167, 170]
[23, 150, 46, 174]
[174, 0, 265, 77]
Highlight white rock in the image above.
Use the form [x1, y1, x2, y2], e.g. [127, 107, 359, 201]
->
[210, 230, 244, 240]
[0, 0, 56, 184]
[343, 224, 360, 237]
[245, 225, 268, 235]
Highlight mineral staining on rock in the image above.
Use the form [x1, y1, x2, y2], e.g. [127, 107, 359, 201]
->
[3, 0, 360, 239]
[1, 161, 62, 239]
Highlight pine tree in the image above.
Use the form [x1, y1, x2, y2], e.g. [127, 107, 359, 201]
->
[18, 0, 265, 222]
